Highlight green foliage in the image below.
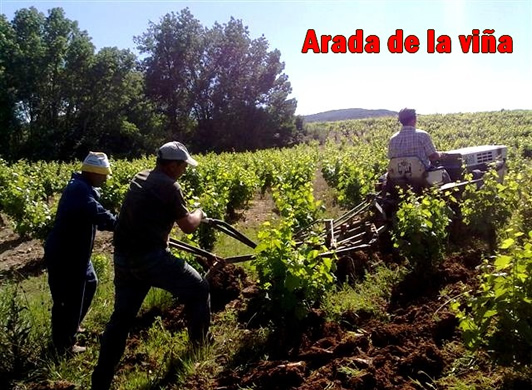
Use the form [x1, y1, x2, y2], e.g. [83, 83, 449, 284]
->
[452, 230, 532, 364]
[0, 284, 38, 385]
[322, 264, 404, 322]
[272, 182, 323, 232]
[321, 142, 387, 208]
[118, 317, 189, 389]
[91, 253, 112, 284]
[99, 157, 151, 211]
[225, 165, 259, 215]
[215, 145, 331, 326]
[506, 166, 532, 235]
[0, 4, 301, 160]
[189, 191, 227, 251]
[1, 7, 161, 161]
[0, 163, 56, 239]
[137, 9, 298, 152]
[460, 170, 517, 248]
[392, 189, 452, 272]
[253, 217, 336, 324]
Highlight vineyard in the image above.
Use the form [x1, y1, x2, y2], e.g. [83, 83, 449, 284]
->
[1, 110, 531, 389]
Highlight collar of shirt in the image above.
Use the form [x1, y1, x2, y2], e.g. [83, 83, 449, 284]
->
[72, 172, 100, 198]
[401, 125, 416, 132]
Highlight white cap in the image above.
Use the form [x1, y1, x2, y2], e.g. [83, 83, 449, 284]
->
[81, 152, 111, 175]
[157, 141, 198, 166]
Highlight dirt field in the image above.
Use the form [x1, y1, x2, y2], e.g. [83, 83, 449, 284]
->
[200, 250, 487, 389]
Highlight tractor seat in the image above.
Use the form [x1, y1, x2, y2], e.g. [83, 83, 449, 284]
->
[387, 157, 447, 191]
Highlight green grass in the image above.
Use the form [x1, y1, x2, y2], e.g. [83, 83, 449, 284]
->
[0, 262, 272, 389]
[212, 224, 259, 259]
[321, 263, 406, 323]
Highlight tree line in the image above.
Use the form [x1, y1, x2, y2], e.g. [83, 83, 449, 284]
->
[0, 7, 303, 161]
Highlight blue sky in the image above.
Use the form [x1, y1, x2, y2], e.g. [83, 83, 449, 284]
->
[1, 0, 530, 115]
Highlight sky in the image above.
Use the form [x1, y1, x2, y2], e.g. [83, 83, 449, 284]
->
[1, 0, 531, 116]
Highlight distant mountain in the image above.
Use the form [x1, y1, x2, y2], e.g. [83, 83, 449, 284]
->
[302, 108, 397, 123]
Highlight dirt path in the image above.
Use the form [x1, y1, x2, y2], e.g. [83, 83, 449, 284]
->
[313, 165, 346, 219]
[0, 218, 113, 281]
[0, 221, 44, 280]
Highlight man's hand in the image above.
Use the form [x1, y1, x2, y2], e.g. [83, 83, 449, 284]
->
[200, 210, 214, 225]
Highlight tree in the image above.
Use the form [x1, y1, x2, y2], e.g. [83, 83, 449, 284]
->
[138, 9, 298, 152]
[2, 7, 96, 160]
[67, 47, 163, 159]
[194, 17, 297, 151]
[1, 7, 162, 161]
[0, 15, 19, 158]
[135, 8, 204, 141]
[1, 6, 298, 160]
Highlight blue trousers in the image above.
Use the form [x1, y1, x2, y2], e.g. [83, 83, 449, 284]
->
[48, 260, 97, 352]
[92, 249, 210, 390]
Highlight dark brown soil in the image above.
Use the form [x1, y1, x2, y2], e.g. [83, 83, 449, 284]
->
[0, 225, 45, 280]
[208, 263, 252, 313]
[27, 380, 76, 390]
[207, 251, 484, 390]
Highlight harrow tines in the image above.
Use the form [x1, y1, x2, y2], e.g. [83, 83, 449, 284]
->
[333, 199, 372, 226]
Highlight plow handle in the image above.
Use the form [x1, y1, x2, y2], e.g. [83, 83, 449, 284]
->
[202, 218, 257, 249]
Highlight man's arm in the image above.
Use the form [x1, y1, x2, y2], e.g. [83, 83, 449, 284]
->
[85, 190, 117, 231]
[423, 133, 441, 162]
[176, 209, 205, 234]
[429, 151, 450, 162]
[428, 151, 441, 162]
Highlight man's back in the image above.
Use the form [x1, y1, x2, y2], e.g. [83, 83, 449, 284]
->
[388, 125, 437, 168]
[114, 168, 189, 256]
[45, 173, 100, 262]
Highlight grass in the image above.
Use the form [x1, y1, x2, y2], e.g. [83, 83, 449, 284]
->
[337, 364, 364, 379]
[321, 263, 406, 323]
[435, 340, 532, 390]
[212, 224, 259, 259]
[0, 261, 273, 389]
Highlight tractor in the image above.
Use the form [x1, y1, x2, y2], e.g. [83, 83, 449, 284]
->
[169, 144, 508, 275]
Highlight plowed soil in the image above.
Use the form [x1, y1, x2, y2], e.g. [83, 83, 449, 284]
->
[205, 252, 484, 390]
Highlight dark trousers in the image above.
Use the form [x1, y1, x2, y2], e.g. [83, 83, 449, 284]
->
[48, 261, 97, 352]
[92, 249, 210, 390]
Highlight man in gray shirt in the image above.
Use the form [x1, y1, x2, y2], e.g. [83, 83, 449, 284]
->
[92, 141, 209, 390]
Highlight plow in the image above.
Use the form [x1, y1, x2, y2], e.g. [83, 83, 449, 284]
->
[170, 144, 508, 274]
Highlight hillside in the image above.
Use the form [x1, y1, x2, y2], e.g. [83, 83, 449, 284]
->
[303, 108, 397, 123]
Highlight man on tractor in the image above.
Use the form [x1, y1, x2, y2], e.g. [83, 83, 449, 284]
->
[388, 108, 443, 168]
[386, 108, 450, 190]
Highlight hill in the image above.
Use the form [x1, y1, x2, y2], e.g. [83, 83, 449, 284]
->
[303, 108, 397, 122]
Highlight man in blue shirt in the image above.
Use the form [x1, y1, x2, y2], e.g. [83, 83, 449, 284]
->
[44, 152, 117, 355]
